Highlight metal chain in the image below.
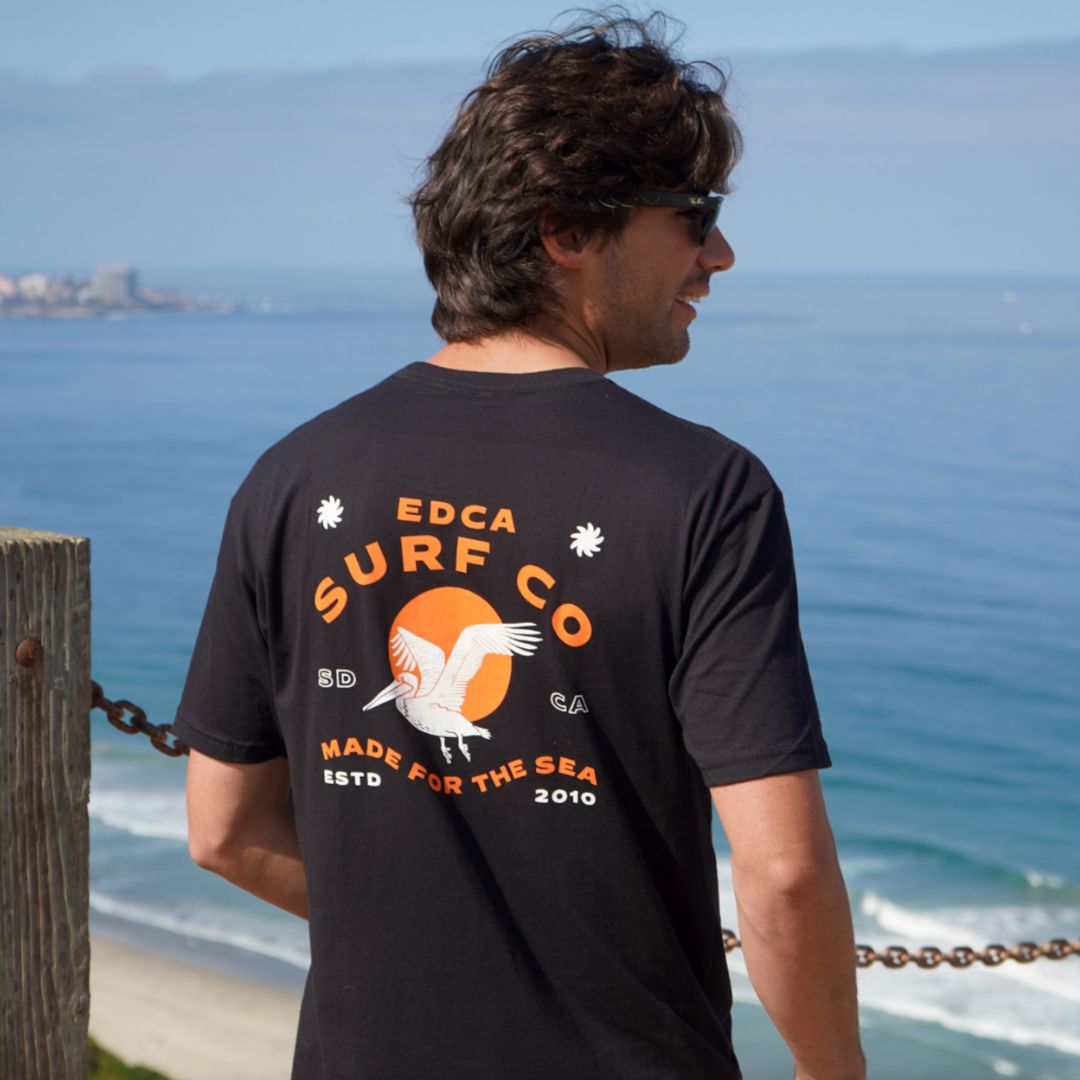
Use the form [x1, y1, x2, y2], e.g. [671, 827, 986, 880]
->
[88, 681, 1077, 968]
[852, 938, 1079, 968]
[90, 680, 189, 757]
[722, 930, 1078, 968]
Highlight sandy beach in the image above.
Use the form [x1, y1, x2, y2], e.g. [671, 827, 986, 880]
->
[89, 936, 302, 1080]
[87, 928, 1024, 1079]
[86, 931, 800, 1079]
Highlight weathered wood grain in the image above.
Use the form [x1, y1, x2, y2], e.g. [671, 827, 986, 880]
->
[1, 528, 91, 1078]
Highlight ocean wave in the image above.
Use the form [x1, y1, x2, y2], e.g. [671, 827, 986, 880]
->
[729, 953, 1079, 1062]
[861, 890, 1080, 994]
[838, 855, 897, 880]
[720, 868, 1080, 1059]
[858, 985, 1080, 1059]
[89, 889, 310, 970]
[91, 742, 168, 763]
[856, 890, 1080, 1056]
[89, 788, 188, 842]
[843, 834, 1075, 894]
[1025, 870, 1066, 890]
[718, 844, 1073, 901]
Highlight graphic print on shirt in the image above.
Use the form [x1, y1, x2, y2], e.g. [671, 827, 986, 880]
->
[569, 522, 604, 557]
[361, 585, 541, 763]
[317, 495, 344, 529]
[312, 494, 601, 800]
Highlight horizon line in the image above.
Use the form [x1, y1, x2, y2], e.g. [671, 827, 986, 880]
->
[4, 33, 1079, 88]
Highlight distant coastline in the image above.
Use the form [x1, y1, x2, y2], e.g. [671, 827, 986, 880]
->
[0, 263, 239, 319]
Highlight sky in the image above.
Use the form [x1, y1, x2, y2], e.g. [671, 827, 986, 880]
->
[3, 3, 1079, 276]
[7, 1, 1080, 80]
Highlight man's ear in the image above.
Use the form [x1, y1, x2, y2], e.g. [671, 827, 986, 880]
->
[537, 209, 591, 269]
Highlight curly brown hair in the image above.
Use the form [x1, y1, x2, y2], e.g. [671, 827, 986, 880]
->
[409, 8, 742, 342]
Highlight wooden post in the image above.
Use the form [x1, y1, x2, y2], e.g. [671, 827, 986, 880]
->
[0, 528, 91, 1078]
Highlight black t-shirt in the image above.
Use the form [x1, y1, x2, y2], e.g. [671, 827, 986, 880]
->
[174, 362, 830, 1079]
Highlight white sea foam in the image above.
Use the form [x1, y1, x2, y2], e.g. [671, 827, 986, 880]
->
[1025, 870, 1065, 890]
[88, 788, 188, 842]
[838, 855, 895, 880]
[862, 891, 1080, 1005]
[859, 985, 1080, 1058]
[857, 890, 1080, 1056]
[90, 889, 310, 970]
[715, 856, 1080, 1059]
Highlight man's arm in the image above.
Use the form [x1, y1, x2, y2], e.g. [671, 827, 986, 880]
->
[711, 769, 865, 1080]
[186, 748, 309, 920]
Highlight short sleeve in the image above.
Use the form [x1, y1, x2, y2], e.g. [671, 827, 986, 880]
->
[173, 492, 286, 763]
[669, 483, 830, 786]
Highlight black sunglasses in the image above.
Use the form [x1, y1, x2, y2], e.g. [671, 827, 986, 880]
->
[631, 190, 724, 244]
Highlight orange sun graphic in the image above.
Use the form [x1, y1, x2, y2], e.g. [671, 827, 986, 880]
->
[387, 587, 514, 721]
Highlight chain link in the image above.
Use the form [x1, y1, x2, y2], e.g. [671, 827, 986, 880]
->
[724, 919, 1078, 970]
[849, 938, 1078, 968]
[90, 680, 189, 757]
[88, 680, 1077, 967]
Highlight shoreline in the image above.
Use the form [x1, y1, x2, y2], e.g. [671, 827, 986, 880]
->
[88, 912, 1061, 1079]
[87, 929, 797, 1080]
[89, 931, 302, 1080]
[90, 908, 308, 994]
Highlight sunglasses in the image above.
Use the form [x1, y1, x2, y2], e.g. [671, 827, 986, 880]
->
[630, 190, 724, 244]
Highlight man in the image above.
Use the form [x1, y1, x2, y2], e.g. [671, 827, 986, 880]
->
[176, 11, 865, 1079]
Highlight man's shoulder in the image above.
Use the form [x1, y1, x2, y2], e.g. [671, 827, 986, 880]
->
[228, 364, 779, 520]
[604, 378, 777, 502]
[222, 372, 406, 524]
[244, 371, 405, 479]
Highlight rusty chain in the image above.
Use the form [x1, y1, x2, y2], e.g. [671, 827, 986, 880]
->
[91, 680, 189, 757]
[725, 929, 1078, 968]
[851, 938, 1079, 969]
[91, 681, 1077, 969]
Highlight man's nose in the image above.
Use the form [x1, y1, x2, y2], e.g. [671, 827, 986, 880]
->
[700, 228, 735, 273]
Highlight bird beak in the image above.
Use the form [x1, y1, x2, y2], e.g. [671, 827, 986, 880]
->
[362, 679, 410, 711]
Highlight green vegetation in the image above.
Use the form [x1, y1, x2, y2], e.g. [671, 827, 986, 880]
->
[88, 1037, 173, 1080]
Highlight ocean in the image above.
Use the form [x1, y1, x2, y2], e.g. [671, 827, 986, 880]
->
[2, 269, 1078, 1077]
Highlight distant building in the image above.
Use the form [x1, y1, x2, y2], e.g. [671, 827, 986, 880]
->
[89, 264, 139, 305]
[18, 273, 50, 301]
[0, 265, 236, 318]
[46, 274, 77, 305]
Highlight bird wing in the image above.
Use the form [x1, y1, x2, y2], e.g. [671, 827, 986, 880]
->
[429, 622, 542, 712]
[390, 627, 446, 693]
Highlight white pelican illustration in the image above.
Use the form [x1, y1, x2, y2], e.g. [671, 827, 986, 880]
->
[362, 622, 541, 763]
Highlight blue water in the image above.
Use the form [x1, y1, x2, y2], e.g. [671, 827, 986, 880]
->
[3, 271, 1079, 1078]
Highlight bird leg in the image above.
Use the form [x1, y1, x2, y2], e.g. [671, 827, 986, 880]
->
[458, 735, 472, 763]
[440, 737, 452, 764]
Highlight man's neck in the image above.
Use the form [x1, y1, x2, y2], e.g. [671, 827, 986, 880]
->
[426, 326, 606, 375]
